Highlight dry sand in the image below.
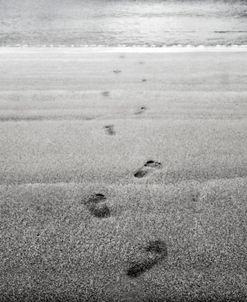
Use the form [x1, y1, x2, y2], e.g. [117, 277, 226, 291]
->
[0, 48, 247, 301]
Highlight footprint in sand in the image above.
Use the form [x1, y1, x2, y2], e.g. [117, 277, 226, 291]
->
[104, 124, 116, 135]
[85, 193, 106, 204]
[113, 69, 121, 74]
[134, 169, 149, 178]
[144, 160, 162, 169]
[120, 55, 125, 59]
[186, 193, 203, 214]
[142, 78, 147, 82]
[139, 61, 144, 65]
[134, 160, 162, 178]
[90, 204, 111, 218]
[127, 240, 168, 278]
[84, 193, 111, 218]
[135, 106, 147, 115]
[102, 91, 110, 97]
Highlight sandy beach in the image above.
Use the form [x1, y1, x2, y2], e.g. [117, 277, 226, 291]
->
[0, 48, 247, 301]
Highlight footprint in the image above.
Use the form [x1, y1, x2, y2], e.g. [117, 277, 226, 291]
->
[102, 91, 110, 97]
[134, 169, 148, 178]
[186, 193, 203, 214]
[104, 124, 116, 135]
[89, 203, 111, 218]
[191, 192, 200, 203]
[144, 160, 162, 169]
[142, 79, 147, 82]
[144, 240, 168, 257]
[135, 106, 147, 115]
[134, 160, 162, 178]
[84, 193, 111, 219]
[127, 240, 167, 278]
[139, 61, 144, 65]
[127, 259, 157, 278]
[113, 69, 121, 74]
[120, 55, 125, 59]
[84, 193, 106, 205]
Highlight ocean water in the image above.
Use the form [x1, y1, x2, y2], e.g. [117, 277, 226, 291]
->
[0, 0, 247, 47]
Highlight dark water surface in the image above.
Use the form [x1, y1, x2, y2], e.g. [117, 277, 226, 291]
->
[0, 0, 247, 46]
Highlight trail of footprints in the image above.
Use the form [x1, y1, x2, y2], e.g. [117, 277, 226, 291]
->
[84, 160, 165, 278]
[91, 58, 167, 278]
[103, 104, 146, 135]
[84, 160, 162, 220]
[84, 193, 167, 278]
[102, 57, 148, 135]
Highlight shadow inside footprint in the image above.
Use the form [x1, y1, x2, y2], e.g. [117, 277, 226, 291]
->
[102, 91, 110, 97]
[89, 204, 111, 219]
[84, 193, 111, 219]
[84, 193, 106, 205]
[142, 79, 147, 82]
[134, 169, 148, 178]
[127, 259, 158, 278]
[104, 125, 116, 135]
[135, 106, 147, 115]
[134, 160, 162, 178]
[144, 160, 162, 169]
[145, 240, 168, 257]
[127, 240, 168, 278]
[113, 69, 121, 74]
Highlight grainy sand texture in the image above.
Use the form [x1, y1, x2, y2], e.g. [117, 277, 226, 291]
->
[0, 48, 247, 301]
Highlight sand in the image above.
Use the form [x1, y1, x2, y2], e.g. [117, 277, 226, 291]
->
[0, 48, 247, 301]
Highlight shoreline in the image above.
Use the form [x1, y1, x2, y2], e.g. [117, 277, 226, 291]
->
[1, 45, 247, 54]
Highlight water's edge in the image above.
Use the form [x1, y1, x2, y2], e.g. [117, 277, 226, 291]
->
[1, 45, 247, 53]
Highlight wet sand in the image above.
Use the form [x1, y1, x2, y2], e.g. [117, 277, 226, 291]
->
[0, 48, 247, 301]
